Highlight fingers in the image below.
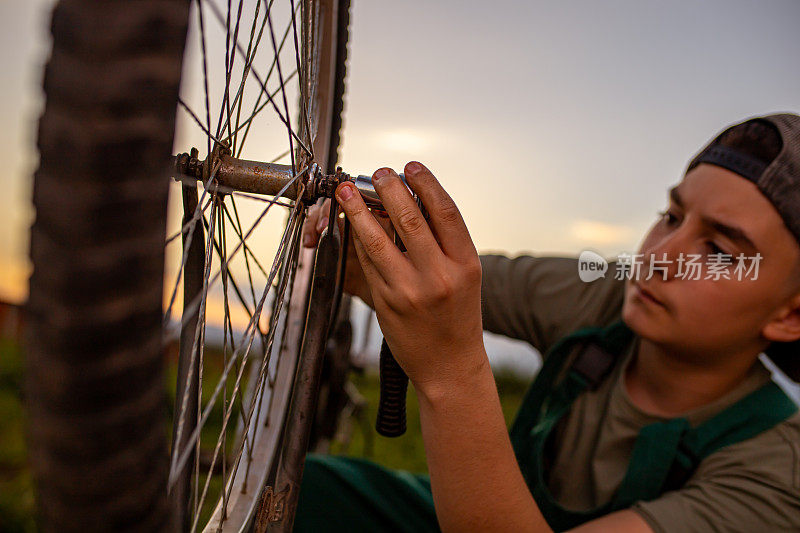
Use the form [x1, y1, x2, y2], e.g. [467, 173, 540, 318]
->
[335, 181, 409, 282]
[304, 198, 392, 249]
[349, 225, 389, 302]
[374, 209, 395, 237]
[303, 199, 331, 248]
[403, 161, 477, 263]
[371, 167, 442, 268]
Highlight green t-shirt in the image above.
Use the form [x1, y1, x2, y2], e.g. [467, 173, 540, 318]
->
[480, 253, 800, 532]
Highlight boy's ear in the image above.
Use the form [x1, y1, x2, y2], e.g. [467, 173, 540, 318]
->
[762, 292, 800, 343]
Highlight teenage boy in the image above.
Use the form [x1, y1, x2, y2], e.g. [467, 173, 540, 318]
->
[296, 113, 800, 532]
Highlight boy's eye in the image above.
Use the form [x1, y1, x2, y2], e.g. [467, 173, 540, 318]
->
[707, 241, 728, 256]
[656, 210, 732, 258]
[657, 209, 678, 226]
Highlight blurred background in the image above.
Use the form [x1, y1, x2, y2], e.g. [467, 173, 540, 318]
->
[4, 0, 800, 372]
[2, 0, 800, 528]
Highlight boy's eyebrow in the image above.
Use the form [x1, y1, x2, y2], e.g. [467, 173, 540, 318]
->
[668, 186, 683, 208]
[668, 186, 760, 253]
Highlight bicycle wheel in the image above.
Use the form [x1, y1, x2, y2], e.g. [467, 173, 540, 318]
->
[26, 0, 350, 531]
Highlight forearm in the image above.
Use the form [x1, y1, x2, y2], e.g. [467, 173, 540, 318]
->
[333, 164, 551, 530]
[414, 353, 553, 533]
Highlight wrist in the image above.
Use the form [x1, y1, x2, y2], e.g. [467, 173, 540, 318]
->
[413, 346, 493, 405]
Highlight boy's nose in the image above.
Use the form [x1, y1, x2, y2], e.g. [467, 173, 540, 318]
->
[641, 235, 690, 281]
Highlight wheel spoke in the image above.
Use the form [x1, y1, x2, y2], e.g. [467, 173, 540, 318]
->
[165, 193, 213, 246]
[204, 204, 271, 398]
[164, 159, 223, 331]
[222, 203, 304, 509]
[171, 195, 219, 498]
[214, 0, 245, 142]
[231, 191, 294, 209]
[307, 0, 323, 144]
[289, 0, 313, 159]
[195, 0, 213, 158]
[218, 203, 230, 521]
[222, 68, 298, 151]
[269, 148, 291, 164]
[164, 168, 305, 345]
[226, 197, 271, 367]
[169, 197, 304, 489]
[203, 206, 268, 383]
[233, 1, 302, 157]
[190, 201, 256, 528]
[222, 0, 271, 153]
[205, 0, 313, 158]
[179, 97, 227, 147]
[266, 0, 302, 174]
[225, 198, 271, 280]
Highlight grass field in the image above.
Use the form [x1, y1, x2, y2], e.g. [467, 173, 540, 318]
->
[0, 339, 532, 530]
[0, 339, 35, 533]
[329, 367, 531, 474]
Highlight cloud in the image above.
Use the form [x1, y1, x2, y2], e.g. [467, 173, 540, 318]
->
[569, 219, 634, 247]
[374, 129, 437, 154]
[0, 258, 30, 304]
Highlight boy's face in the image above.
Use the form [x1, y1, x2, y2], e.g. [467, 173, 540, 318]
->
[622, 163, 800, 361]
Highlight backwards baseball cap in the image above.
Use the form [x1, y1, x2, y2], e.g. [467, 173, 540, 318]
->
[687, 112, 800, 381]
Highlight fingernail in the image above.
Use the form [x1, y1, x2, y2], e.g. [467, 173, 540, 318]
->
[337, 183, 354, 201]
[316, 216, 328, 232]
[405, 161, 422, 175]
[303, 235, 312, 247]
[373, 168, 391, 182]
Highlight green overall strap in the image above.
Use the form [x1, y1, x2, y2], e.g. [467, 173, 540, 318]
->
[510, 321, 633, 498]
[665, 380, 797, 493]
[511, 321, 634, 530]
[612, 378, 798, 508]
[612, 418, 691, 506]
[509, 321, 634, 480]
[511, 321, 634, 441]
[510, 319, 799, 531]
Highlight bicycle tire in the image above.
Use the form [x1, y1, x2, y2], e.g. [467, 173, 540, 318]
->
[25, 0, 350, 531]
[26, 1, 189, 530]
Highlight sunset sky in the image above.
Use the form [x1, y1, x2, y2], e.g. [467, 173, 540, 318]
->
[3, 0, 800, 309]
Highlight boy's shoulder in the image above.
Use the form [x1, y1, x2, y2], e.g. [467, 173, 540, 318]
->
[632, 407, 800, 533]
[479, 254, 626, 355]
[695, 407, 800, 483]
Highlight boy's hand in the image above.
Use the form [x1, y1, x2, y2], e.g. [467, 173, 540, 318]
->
[302, 198, 391, 309]
[334, 161, 486, 393]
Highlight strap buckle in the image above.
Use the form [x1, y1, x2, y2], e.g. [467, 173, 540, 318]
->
[571, 342, 617, 389]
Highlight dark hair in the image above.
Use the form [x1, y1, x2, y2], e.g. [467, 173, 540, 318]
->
[714, 120, 798, 380]
[766, 342, 800, 382]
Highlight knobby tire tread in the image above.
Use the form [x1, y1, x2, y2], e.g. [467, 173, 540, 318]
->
[26, 1, 190, 531]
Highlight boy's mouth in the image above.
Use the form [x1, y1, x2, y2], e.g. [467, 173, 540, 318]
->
[632, 281, 667, 308]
